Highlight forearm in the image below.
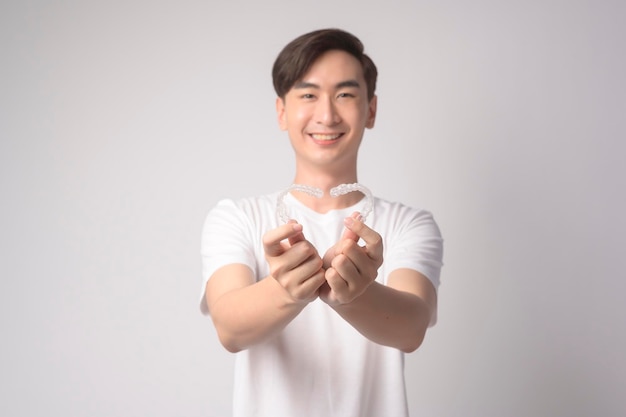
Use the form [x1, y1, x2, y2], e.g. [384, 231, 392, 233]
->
[209, 276, 307, 353]
[331, 281, 432, 353]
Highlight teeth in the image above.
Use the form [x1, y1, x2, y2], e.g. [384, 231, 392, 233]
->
[311, 133, 341, 140]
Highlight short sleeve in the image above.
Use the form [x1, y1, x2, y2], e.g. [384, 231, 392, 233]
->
[199, 199, 257, 314]
[384, 209, 444, 291]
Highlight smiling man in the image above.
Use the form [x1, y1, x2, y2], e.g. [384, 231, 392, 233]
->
[201, 29, 443, 417]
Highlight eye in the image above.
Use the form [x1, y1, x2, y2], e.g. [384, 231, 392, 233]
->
[337, 92, 355, 99]
[301, 93, 316, 100]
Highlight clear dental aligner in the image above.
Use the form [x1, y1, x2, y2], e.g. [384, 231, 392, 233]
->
[276, 183, 373, 224]
[329, 183, 373, 222]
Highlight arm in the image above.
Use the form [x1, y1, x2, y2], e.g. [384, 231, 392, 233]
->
[205, 222, 325, 353]
[321, 216, 437, 352]
[331, 269, 436, 353]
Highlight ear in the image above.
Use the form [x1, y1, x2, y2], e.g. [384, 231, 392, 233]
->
[365, 95, 377, 129]
[276, 97, 287, 131]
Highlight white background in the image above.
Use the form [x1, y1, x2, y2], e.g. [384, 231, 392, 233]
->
[1, 1, 625, 416]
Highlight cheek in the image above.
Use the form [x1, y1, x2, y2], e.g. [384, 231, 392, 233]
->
[344, 100, 368, 119]
[296, 104, 313, 119]
[346, 107, 368, 127]
[287, 107, 311, 129]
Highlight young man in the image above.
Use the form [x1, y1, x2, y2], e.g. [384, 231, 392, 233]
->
[201, 29, 443, 417]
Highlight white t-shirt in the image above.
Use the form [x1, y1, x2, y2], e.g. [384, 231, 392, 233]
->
[200, 191, 443, 417]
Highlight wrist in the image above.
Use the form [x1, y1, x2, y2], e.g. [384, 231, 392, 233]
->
[266, 275, 315, 310]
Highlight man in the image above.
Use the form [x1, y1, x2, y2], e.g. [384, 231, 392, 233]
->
[201, 28, 443, 417]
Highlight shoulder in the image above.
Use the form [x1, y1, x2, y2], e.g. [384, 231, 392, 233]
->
[214, 192, 278, 211]
[372, 196, 444, 289]
[372, 197, 439, 230]
[209, 192, 279, 219]
[204, 192, 281, 234]
[371, 196, 443, 251]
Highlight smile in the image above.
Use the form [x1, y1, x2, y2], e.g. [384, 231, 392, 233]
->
[310, 133, 342, 141]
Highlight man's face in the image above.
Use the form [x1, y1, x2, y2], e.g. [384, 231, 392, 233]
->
[276, 49, 377, 171]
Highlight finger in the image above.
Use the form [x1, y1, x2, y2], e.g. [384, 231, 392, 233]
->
[331, 254, 360, 287]
[337, 240, 375, 277]
[340, 212, 361, 242]
[263, 222, 305, 257]
[322, 244, 335, 270]
[299, 268, 327, 295]
[274, 241, 320, 278]
[325, 267, 349, 293]
[287, 220, 306, 246]
[343, 216, 383, 259]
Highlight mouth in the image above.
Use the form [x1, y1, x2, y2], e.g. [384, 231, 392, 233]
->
[309, 133, 343, 142]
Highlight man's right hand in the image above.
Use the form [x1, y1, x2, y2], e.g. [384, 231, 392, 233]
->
[262, 221, 325, 304]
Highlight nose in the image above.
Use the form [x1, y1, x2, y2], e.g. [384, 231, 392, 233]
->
[315, 96, 341, 126]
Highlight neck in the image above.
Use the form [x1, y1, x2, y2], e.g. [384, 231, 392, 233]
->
[289, 176, 363, 214]
[293, 161, 357, 190]
[288, 156, 362, 212]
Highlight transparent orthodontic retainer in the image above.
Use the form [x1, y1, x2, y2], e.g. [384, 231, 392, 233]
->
[276, 183, 373, 224]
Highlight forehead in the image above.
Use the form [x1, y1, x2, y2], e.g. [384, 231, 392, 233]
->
[299, 49, 365, 84]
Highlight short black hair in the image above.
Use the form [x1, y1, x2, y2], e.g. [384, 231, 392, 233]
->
[272, 28, 377, 100]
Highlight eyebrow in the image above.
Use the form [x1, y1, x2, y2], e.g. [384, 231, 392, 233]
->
[293, 79, 362, 90]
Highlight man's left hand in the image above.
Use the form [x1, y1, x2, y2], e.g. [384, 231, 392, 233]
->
[320, 212, 383, 305]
